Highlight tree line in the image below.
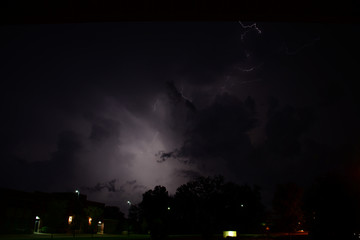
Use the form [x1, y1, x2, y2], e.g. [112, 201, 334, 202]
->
[128, 173, 360, 240]
[128, 175, 265, 239]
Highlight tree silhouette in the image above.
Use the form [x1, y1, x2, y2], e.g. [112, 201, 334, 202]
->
[304, 172, 360, 240]
[272, 182, 304, 232]
[139, 186, 170, 240]
[132, 176, 265, 238]
[43, 199, 68, 233]
[174, 176, 264, 236]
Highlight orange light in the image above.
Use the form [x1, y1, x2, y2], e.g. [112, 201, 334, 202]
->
[68, 216, 73, 224]
[266, 226, 270, 231]
[89, 217, 92, 225]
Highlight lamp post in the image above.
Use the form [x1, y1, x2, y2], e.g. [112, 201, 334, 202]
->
[34, 216, 40, 233]
[73, 189, 80, 237]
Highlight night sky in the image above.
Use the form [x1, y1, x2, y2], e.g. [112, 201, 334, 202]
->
[1, 22, 360, 212]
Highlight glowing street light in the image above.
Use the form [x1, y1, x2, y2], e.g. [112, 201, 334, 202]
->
[75, 189, 80, 199]
[127, 200, 131, 205]
[223, 231, 237, 238]
[68, 216, 73, 224]
[34, 216, 41, 233]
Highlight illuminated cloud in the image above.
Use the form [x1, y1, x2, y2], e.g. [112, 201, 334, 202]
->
[1, 22, 359, 212]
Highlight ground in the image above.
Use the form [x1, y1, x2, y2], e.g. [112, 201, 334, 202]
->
[0, 233, 309, 240]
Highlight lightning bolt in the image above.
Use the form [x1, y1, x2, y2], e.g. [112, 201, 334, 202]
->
[179, 85, 192, 103]
[238, 21, 262, 40]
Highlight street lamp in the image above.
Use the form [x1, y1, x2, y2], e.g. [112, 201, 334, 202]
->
[73, 189, 80, 237]
[34, 216, 40, 233]
[127, 201, 131, 237]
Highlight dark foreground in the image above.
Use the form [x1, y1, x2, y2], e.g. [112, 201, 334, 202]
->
[0, 233, 309, 240]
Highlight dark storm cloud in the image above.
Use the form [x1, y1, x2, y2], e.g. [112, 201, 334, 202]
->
[87, 116, 121, 143]
[127, 180, 137, 185]
[52, 131, 82, 163]
[176, 169, 202, 179]
[282, 36, 321, 56]
[264, 105, 314, 157]
[179, 93, 256, 161]
[156, 151, 175, 163]
[184, 25, 247, 79]
[1, 22, 359, 211]
[89, 124, 112, 142]
[81, 179, 146, 195]
[0, 130, 82, 192]
[44, 130, 83, 189]
[246, 102, 316, 184]
[82, 179, 117, 193]
[166, 81, 197, 112]
[158, 93, 258, 181]
[132, 184, 147, 190]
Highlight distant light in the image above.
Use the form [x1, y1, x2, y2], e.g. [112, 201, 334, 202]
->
[241, 204, 244, 207]
[75, 190, 79, 194]
[35, 216, 40, 220]
[127, 200, 131, 205]
[266, 226, 270, 231]
[89, 217, 92, 225]
[223, 231, 237, 238]
[298, 230, 304, 232]
[98, 221, 102, 224]
[167, 207, 170, 210]
[68, 216, 73, 224]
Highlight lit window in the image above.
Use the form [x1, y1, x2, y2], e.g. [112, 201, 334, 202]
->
[68, 216, 73, 224]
